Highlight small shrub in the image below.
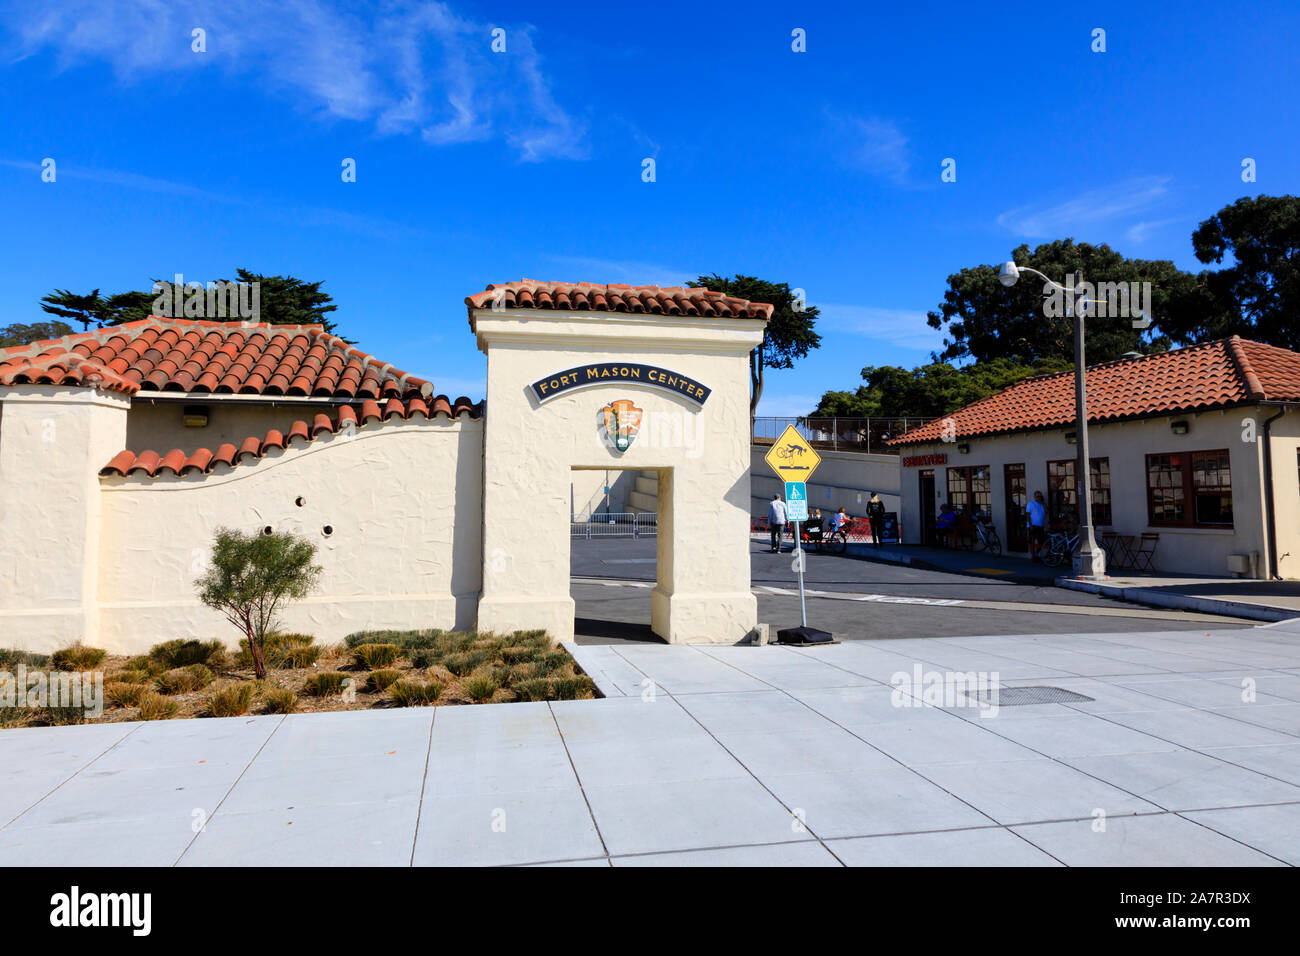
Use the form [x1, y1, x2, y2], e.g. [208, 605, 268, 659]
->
[344, 628, 448, 649]
[504, 662, 537, 684]
[150, 639, 227, 669]
[156, 664, 215, 695]
[208, 683, 255, 717]
[236, 633, 321, 670]
[119, 656, 166, 680]
[42, 704, 88, 725]
[550, 676, 595, 700]
[137, 693, 179, 721]
[388, 679, 443, 707]
[260, 687, 298, 714]
[352, 643, 401, 669]
[513, 678, 556, 702]
[533, 651, 571, 676]
[464, 674, 500, 703]
[303, 671, 350, 697]
[50, 644, 106, 671]
[444, 650, 488, 676]
[365, 669, 401, 693]
[500, 645, 536, 665]
[105, 681, 146, 708]
[0, 648, 48, 668]
[109, 667, 155, 685]
[0, 707, 36, 728]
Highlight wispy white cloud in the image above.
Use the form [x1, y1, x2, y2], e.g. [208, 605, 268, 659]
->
[825, 110, 910, 183]
[539, 255, 693, 288]
[997, 176, 1172, 237]
[0, 0, 587, 162]
[0, 158, 425, 239]
[816, 303, 943, 354]
[1125, 216, 1183, 243]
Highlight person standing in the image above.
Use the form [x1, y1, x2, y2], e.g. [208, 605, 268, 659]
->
[767, 494, 787, 553]
[867, 492, 887, 548]
[1026, 490, 1048, 562]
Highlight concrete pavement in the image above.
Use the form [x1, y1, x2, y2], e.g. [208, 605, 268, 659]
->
[3, 620, 1298, 866]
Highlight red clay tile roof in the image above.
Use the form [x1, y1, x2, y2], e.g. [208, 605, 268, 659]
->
[890, 337, 1300, 446]
[465, 280, 774, 323]
[100, 395, 482, 478]
[0, 317, 432, 400]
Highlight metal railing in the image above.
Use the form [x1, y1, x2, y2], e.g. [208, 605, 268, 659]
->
[571, 512, 657, 537]
[751, 416, 933, 454]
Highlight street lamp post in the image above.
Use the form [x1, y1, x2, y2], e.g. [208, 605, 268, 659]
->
[998, 261, 1107, 581]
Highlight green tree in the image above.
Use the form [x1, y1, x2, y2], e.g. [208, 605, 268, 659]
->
[924, 239, 1224, 365]
[1172, 194, 1300, 346]
[0, 320, 75, 348]
[687, 273, 821, 416]
[196, 528, 323, 680]
[41, 270, 342, 335]
[812, 356, 1071, 419]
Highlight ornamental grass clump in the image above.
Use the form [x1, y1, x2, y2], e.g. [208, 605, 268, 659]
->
[304, 671, 350, 697]
[50, 644, 106, 671]
[207, 683, 255, 717]
[260, 687, 299, 714]
[388, 679, 443, 707]
[149, 639, 227, 669]
[155, 664, 214, 695]
[137, 693, 179, 721]
[352, 643, 402, 669]
[464, 673, 500, 703]
[365, 669, 401, 693]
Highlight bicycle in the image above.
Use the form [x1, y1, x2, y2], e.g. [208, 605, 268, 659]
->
[971, 513, 1002, 555]
[1043, 528, 1113, 568]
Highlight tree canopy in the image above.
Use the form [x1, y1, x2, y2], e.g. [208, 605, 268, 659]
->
[923, 239, 1226, 365]
[0, 320, 75, 349]
[1175, 194, 1300, 345]
[812, 356, 1071, 419]
[41, 270, 342, 335]
[687, 273, 821, 415]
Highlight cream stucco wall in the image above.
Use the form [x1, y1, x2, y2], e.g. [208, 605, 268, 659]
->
[0, 386, 129, 650]
[473, 310, 763, 644]
[1264, 409, 1300, 579]
[93, 416, 483, 653]
[896, 409, 1277, 577]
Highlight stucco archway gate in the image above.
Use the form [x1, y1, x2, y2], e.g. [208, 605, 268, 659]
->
[467, 281, 771, 644]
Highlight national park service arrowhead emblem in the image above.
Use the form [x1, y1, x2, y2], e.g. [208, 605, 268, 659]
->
[601, 399, 643, 453]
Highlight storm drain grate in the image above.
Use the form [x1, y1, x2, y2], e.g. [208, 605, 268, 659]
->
[963, 685, 1096, 707]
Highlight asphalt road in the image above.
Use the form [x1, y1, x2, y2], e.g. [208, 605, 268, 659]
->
[569, 536, 1248, 644]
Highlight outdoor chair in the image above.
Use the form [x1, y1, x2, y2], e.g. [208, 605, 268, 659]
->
[1132, 532, 1159, 571]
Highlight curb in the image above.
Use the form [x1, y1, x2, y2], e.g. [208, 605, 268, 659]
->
[843, 545, 1057, 587]
[1055, 577, 1300, 623]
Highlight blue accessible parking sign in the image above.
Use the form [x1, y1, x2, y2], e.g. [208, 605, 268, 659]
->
[784, 481, 808, 521]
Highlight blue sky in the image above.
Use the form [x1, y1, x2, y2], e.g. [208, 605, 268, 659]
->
[1, 0, 1296, 415]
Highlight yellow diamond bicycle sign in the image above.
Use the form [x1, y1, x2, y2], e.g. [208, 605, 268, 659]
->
[764, 424, 822, 484]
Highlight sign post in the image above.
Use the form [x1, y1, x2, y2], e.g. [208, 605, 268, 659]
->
[763, 425, 831, 644]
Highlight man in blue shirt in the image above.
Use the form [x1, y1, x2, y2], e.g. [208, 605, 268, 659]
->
[1026, 490, 1048, 562]
[767, 495, 787, 552]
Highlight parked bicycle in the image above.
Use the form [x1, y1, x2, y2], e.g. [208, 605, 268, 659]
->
[971, 512, 1002, 555]
[1043, 528, 1113, 568]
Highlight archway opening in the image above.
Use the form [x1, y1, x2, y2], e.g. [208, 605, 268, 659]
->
[569, 466, 664, 644]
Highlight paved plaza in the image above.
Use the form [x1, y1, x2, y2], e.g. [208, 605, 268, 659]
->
[3, 620, 1298, 866]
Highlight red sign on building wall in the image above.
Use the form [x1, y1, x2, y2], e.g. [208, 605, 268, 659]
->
[902, 453, 948, 467]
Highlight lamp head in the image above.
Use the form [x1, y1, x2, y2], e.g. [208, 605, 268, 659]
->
[998, 261, 1020, 287]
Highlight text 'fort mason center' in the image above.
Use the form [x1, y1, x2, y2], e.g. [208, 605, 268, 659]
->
[0, 281, 772, 653]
